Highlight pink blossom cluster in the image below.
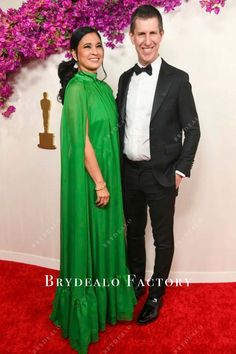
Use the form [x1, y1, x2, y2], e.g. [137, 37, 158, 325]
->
[0, 0, 226, 118]
[200, 0, 225, 14]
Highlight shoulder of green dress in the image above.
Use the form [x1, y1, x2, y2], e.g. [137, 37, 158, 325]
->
[64, 76, 86, 102]
[99, 80, 113, 92]
[66, 75, 85, 90]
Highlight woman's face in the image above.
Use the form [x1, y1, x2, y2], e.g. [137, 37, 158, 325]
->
[73, 32, 104, 73]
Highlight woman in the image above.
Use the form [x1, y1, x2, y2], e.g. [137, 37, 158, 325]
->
[49, 27, 136, 354]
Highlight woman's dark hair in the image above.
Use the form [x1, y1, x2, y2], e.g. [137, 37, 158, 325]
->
[130, 5, 163, 34]
[58, 26, 105, 104]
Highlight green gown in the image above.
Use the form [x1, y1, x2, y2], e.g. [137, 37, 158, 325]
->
[49, 71, 136, 354]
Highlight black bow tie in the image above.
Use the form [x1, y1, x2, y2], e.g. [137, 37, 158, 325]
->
[134, 63, 152, 76]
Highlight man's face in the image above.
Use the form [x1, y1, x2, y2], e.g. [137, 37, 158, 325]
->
[130, 17, 164, 66]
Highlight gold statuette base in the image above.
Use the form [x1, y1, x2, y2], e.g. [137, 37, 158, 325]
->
[38, 132, 56, 150]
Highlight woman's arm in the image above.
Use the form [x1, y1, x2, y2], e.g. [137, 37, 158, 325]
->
[84, 120, 110, 207]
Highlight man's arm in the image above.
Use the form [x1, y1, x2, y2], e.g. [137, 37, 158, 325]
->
[176, 74, 201, 177]
[116, 74, 123, 119]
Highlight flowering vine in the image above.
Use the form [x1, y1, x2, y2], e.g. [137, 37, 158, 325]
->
[0, 0, 226, 117]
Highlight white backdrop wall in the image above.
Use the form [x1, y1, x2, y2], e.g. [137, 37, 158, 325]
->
[0, 1, 236, 282]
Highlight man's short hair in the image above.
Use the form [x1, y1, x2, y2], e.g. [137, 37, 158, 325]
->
[130, 5, 163, 33]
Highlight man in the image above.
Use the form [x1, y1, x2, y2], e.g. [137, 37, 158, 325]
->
[116, 5, 200, 325]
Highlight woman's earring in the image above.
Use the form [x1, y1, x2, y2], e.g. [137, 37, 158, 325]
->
[74, 61, 78, 69]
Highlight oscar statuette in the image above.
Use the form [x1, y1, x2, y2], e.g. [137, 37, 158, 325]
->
[38, 92, 56, 149]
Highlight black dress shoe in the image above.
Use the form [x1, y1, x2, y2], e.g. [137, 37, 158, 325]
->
[137, 297, 163, 325]
[134, 284, 146, 299]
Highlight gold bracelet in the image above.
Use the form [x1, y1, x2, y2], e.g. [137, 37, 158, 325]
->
[95, 182, 106, 191]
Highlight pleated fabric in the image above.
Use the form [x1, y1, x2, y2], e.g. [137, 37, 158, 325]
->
[49, 71, 136, 354]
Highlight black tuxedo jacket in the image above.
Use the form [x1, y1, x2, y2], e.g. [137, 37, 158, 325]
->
[116, 59, 201, 187]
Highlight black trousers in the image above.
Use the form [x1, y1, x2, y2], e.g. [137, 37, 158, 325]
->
[122, 156, 176, 298]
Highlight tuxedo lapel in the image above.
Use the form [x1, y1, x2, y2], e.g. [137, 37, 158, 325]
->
[150, 60, 174, 122]
[120, 68, 134, 124]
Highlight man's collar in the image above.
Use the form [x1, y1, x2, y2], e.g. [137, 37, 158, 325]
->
[137, 55, 162, 69]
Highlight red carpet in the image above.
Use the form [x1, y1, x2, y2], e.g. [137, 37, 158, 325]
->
[0, 260, 235, 354]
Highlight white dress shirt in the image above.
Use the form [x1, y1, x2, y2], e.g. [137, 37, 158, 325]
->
[124, 56, 185, 177]
[124, 56, 161, 161]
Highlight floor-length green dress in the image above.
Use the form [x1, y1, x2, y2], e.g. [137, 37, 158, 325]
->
[49, 71, 136, 354]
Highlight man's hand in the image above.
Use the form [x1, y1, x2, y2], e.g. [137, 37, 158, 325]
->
[175, 174, 183, 189]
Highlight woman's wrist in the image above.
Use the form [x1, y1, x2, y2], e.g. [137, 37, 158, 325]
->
[95, 181, 106, 191]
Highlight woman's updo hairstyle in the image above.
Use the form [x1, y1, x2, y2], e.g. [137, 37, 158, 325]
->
[58, 26, 102, 104]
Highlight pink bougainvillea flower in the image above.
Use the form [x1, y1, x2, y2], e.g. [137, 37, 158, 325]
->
[0, 0, 227, 116]
[2, 105, 16, 118]
[200, 0, 225, 13]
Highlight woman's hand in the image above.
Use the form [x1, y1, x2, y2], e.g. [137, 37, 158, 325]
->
[96, 187, 110, 207]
